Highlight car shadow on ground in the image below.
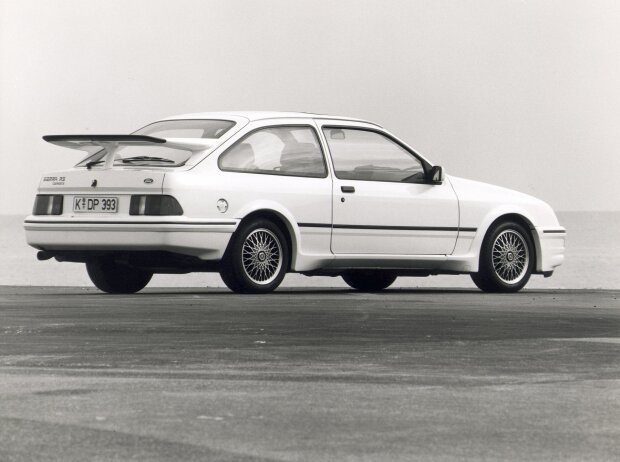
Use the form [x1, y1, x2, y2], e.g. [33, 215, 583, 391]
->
[0, 286, 598, 297]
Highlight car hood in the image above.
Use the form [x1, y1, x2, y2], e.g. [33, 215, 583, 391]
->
[447, 175, 561, 229]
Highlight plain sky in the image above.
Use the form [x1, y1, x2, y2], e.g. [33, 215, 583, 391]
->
[1, 0, 619, 214]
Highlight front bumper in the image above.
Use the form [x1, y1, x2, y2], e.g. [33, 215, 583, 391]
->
[24, 217, 239, 261]
[534, 227, 566, 273]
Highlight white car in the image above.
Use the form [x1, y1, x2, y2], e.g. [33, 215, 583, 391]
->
[25, 112, 566, 294]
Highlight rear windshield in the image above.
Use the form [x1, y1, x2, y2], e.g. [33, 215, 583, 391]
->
[134, 119, 235, 139]
[75, 119, 236, 168]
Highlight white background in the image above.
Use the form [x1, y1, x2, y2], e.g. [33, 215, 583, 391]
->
[1, 0, 619, 215]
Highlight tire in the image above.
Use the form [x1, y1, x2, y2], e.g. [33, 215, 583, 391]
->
[342, 270, 397, 291]
[471, 221, 535, 293]
[86, 258, 152, 294]
[219, 218, 289, 294]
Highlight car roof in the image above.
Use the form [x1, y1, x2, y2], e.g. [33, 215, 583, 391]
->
[162, 111, 381, 127]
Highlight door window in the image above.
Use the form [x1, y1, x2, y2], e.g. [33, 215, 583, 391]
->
[323, 128, 425, 182]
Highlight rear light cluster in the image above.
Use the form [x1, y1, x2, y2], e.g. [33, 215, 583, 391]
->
[129, 195, 183, 216]
[32, 194, 183, 216]
[33, 195, 63, 215]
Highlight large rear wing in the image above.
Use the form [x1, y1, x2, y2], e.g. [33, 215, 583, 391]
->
[42, 134, 214, 153]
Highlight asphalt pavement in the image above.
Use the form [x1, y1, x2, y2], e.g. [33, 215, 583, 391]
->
[0, 286, 618, 461]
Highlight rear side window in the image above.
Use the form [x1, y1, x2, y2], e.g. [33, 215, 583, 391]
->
[322, 128, 425, 182]
[219, 126, 327, 178]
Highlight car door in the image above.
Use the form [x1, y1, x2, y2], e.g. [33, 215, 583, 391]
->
[319, 123, 459, 255]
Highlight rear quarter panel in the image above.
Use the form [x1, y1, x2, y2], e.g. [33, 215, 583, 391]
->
[162, 119, 334, 271]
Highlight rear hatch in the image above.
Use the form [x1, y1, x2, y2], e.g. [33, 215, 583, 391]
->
[34, 133, 211, 218]
[37, 169, 166, 218]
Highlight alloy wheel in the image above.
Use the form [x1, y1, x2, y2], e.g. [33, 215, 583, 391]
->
[241, 228, 283, 285]
[491, 229, 530, 284]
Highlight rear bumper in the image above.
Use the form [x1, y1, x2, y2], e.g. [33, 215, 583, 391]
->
[24, 217, 239, 260]
[534, 227, 566, 273]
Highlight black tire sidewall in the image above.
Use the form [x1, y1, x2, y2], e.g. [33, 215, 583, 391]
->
[221, 219, 289, 293]
[86, 258, 152, 294]
[342, 270, 397, 291]
[477, 221, 535, 292]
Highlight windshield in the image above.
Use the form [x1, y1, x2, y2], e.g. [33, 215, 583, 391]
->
[75, 119, 236, 168]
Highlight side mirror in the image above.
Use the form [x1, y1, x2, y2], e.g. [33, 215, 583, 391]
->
[428, 165, 444, 184]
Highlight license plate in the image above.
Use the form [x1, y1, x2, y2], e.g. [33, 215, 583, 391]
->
[73, 196, 118, 213]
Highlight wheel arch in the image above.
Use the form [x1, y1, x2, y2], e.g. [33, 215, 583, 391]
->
[478, 212, 541, 273]
[231, 207, 298, 271]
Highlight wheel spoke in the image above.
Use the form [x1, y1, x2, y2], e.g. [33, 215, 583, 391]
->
[241, 228, 283, 285]
[491, 229, 529, 284]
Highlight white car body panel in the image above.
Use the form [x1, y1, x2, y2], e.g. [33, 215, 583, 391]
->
[25, 219, 236, 260]
[445, 176, 564, 273]
[313, 118, 460, 256]
[329, 179, 460, 255]
[25, 111, 566, 286]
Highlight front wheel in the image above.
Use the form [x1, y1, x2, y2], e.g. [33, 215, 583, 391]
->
[471, 221, 534, 293]
[342, 270, 397, 291]
[219, 219, 289, 294]
[86, 258, 152, 294]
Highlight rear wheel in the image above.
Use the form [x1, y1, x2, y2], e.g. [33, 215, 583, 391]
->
[342, 270, 397, 291]
[220, 219, 289, 293]
[471, 221, 534, 293]
[86, 258, 152, 294]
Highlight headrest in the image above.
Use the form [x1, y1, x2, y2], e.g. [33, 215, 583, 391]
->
[281, 143, 319, 158]
[226, 142, 255, 168]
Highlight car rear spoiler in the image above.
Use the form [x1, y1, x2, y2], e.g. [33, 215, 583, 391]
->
[42, 134, 213, 153]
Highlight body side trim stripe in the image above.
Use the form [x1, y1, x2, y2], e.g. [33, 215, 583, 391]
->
[24, 220, 237, 226]
[27, 220, 477, 232]
[542, 229, 566, 234]
[297, 223, 331, 228]
[298, 223, 477, 232]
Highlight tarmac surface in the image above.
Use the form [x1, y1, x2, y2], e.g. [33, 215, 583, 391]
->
[0, 286, 618, 461]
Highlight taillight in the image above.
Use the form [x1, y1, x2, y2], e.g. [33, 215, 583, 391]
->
[129, 195, 183, 216]
[33, 195, 63, 215]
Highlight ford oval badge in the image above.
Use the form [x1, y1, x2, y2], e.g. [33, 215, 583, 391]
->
[144, 178, 154, 184]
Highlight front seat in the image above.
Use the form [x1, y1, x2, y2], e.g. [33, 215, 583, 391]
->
[279, 143, 325, 176]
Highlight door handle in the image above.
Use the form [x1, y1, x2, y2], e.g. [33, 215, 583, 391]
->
[341, 186, 355, 193]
